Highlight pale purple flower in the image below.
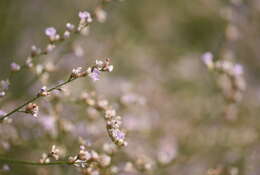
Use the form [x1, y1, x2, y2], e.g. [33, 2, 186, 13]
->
[10, 62, 21, 72]
[112, 129, 125, 140]
[0, 110, 6, 116]
[0, 80, 9, 90]
[78, 11, 92, 23]
[89, 68, 100, 81]
[45, 27, 57, 37]
[233, 64, 243, 75]
[201, 52, 213, 68]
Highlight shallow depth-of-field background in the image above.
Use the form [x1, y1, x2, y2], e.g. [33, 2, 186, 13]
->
[1, 0, 260, 174]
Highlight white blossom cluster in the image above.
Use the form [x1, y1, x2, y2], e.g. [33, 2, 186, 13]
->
[202, 52, 246, 103]
[40, 145, 61, 163]
[68, 145, 114, 175]
[70, 59, 114, 82]
[81, 92, 128, 147]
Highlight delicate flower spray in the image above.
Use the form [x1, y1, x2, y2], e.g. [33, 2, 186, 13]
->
[0, 1, 131, 174]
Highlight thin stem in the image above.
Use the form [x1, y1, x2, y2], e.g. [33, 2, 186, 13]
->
[0, 76, 76, 122]
[0, 157, 72, 166]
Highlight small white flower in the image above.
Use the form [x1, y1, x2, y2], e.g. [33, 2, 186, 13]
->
[96, 60, 104, 66]
[31, 45, 41, 56]
[72, 67, 82, 76]
[0, 91, 5, 97]
[26, 57, 33, 68]
[71, 67, 86, 79]
[105, 109, 116, 119]
[108, 65, 114, 72]
[66, 23, 75, 31]
[63, 30, 70, 39]
[46, 44, 56, 53]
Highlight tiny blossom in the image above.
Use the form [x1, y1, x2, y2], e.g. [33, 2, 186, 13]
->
[233, 64, 243, 75]
[26, 57, 33, 68]
[25, 103, 39, 117]
[0, 91, 5, 97]
[108, 65, 114, 72]
[31, 45, 41, 57]
[50, 145, 60, 160]
[202, 55, 246, 106]
[38, 86, 50, 96]
[40, 153, 50, 164]
[201, 52, 214, 69]
[105, 109, 116, 119]
[95, 7, 107, 23]
[79, 147, 91, 161]
[35, 64, 44, 75]
[71, 67, 87, 79]
[0, 80, 10, 91]
[10, 62, 21, 72]
[79, 11, 92, 23]
[95, 58, 114, 72]
[46, 44, 56, 53]
[63, 30, 70, 39]
[96, 60, 104, 66]
[45, 27, 57, 38]
[97, 99, 109, 109]
[66, 23, 75, 31]
[54, 34, 60, 41]
[89, 68, 100, 81]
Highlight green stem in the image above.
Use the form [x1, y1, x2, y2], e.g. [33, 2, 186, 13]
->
[0, 77, 76, 122]
[0, 157, 72, 166]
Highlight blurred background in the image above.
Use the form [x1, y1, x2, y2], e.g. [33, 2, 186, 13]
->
[1, 0, 260, 174]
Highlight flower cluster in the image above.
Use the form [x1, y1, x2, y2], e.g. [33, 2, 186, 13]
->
[68, 145, 113, 175]
[25, 103, 39, 117]
[78, 11, 93, 35]
[70, 59, 114, 81]
[40, 145, 61, 163]
[10, 62, 21, 72]
[81, 92, 128, 147]
[202, 52, 246, 103]
[0, 7, 100, 98]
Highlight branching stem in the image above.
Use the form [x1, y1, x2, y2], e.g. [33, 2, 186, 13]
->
[0, 76, 76, 122]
